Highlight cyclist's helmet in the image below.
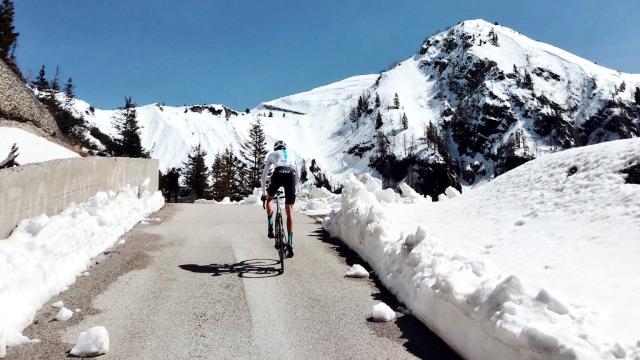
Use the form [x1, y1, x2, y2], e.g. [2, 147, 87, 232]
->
[273, 140, 286, 151]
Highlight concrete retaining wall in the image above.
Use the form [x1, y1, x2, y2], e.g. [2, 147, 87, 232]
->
[0, 157, 159, 239]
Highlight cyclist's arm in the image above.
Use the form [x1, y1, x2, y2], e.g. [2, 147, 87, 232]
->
[261, 153, 274, 193]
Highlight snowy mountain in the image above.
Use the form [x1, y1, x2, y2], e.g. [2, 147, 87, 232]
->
[66, 19, 639, 198]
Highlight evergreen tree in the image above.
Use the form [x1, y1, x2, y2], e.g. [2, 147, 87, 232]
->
[349, 107, 359, 128]
[376, 131, 390, 158]
[375, 111, 383, 129]
[635, 87, 640, 105]
[300, 159, 308, 183]
[239, 119, 268, 190]
[211, 149, 242, 201]
[182, 144, 209, 199]
[374, 93, 381, 108]
[64, 78, 75, 107]
[50, 66, 61, 92]
[112, 97, 149, 158]
[523, 71, 533, 90]
[393, 93, 400, 108]
[0, 0, 21, 77]
[268, 111, 273, 117]
[488, 29, 499, 46]
[401, 113, 408, 130]
[245, 108, 250, 114]
[32, 65, 49, 91]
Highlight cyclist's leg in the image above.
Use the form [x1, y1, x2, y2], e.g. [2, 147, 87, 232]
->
[285, 204, 294, 235]
[283, 171, 296, 246]
[265, 172, 280, 238]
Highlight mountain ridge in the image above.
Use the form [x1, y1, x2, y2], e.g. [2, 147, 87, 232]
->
[54, 19, 640, 197]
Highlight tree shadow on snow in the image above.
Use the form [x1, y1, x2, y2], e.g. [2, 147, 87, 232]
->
[179, 259, 282, 278]
[309, 229, 462, 360]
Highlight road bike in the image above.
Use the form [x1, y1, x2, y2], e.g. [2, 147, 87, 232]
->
[264, 190, 286, 273]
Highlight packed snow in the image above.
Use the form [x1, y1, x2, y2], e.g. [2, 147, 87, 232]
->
[326, 138, 640, 360]
[0, 181, 163, 357]
[371, 302, 396, 322]
[0, 127, 79, 165]
[345, 264, 369, 278]
[69, 326, 109, 357]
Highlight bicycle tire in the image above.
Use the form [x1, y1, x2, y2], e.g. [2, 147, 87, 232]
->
[275, 211, 285, 272]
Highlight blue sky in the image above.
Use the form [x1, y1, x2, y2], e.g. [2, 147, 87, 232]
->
[14, 0, 640, 110]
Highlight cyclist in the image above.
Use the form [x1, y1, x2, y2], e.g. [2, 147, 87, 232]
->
[261, 140, 299, 258]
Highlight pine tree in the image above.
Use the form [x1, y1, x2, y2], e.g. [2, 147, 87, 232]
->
[523, 71, 533, 90]
[211, 149, 242, 201]
[32, 65, 49, 91]
[393, 93, 400, 108]
[268, 111, 273, 117]
[374, 93, 381, 108]
[375, 111, 383, 129]
[489, 29, 499, 46]
[349, 107, 358, 123]
[376, 131, 390, 158]
[50, 66, 61, 92]
[112, 97, 149, 158]
[635, 87, 640, 105]
[182, 143, 209, 199]
[300, 159, 308, 183]
[239, 119, 268, 190]
[64, 78, 75, 107]
[401, 113, 408, 130]
[0, 0, 21, 77]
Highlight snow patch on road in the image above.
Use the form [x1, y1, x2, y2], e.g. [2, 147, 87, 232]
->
[371, 302, 396, 322]
[70, 326, 109, 357]
[345, 264, 369, 278]
[0, 182, 163, 357]
[55, 307, 73, 322]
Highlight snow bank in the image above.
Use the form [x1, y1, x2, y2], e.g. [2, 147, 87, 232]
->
[0, 127, 79, 165]
[70, 326, 109, 357]
[0, 181, 163, 356]
[325, 139, 640, 360]
[294, 183, 341, 217]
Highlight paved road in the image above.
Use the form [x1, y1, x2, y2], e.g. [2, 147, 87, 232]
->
[8, 204, 461, 359]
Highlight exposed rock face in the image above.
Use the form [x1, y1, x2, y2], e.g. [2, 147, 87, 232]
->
[0, 59, 61, 137]
[415, 20, 640, 180]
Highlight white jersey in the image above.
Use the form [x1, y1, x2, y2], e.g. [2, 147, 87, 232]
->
[261, 149, 299, 192]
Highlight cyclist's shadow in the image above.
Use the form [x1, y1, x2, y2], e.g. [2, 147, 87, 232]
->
[179, 259, 282, 278]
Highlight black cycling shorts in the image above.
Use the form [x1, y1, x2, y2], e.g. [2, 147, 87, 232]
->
[267, 167, 297, 205]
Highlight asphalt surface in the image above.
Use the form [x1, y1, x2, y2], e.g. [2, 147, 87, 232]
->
[7, 203, 461, 360]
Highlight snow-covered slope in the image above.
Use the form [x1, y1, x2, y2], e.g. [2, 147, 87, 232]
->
[326, 138, 640, 360]
[72, 19, 639, 197]
[0, 127, 79, 165]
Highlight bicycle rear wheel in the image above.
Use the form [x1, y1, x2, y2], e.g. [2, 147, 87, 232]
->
[275, 212, 285, 272]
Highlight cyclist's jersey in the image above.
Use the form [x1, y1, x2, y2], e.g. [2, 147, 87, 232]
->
[261, 149, 299, 192]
